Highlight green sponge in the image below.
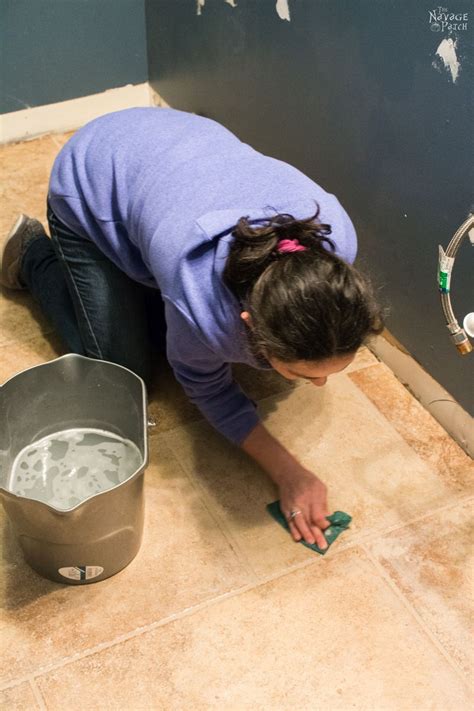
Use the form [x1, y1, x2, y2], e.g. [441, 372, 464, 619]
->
[266, 500, 352, 555]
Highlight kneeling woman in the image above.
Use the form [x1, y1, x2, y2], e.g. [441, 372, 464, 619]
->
[1, 108, 384, 550]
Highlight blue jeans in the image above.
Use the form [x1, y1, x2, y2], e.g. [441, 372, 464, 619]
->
[20, 205, 166, 388]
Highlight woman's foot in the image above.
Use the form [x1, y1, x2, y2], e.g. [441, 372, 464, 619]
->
[0, 214, 46, 289]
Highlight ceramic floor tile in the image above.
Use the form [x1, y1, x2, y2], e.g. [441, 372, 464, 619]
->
[232, 361, 297, 400]
[367, 498, 474, 679]
[148, 359, 300, 437]
[0, 682, 39, 710]
[0, 134, 73, 350]
[164, 373, 464, 578]
[344, 344, 379, 372]
[0, 332, 65, 383]
[147, 354, 204, 433]
[350, 363, 474, 494]
[260, 374, 470, 520]
[0, 434, 252, 684]
[35, 548, 471, 710]
[147, 356, 299, 435]
[231, 347, 377, 400]
[0, 132, 74, 234]
[0, 289, 54, 348]
[3, 131, 472, 708]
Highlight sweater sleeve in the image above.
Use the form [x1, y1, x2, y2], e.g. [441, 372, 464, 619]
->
[163, 301, 260, 444]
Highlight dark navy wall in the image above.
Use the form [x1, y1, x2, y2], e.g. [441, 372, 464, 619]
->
[146, 0, 474, 414]
[1, 0, 147, 113]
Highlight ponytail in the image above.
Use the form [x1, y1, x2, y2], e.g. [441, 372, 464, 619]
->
[223, 204, 335, 301]
[223, 203, 385, 362]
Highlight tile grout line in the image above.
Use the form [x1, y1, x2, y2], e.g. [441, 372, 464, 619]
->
[3, 498, 470, 693]
[347, 492, 474, 546]
[156, 433, 259, 584]
[361, 543, 470, 686]
[2, 351, 469, 690]
[29, 678, 47, 711]
[0, 546, 352, 692]
[2, 469, 470, 690]
[347, 363, 473, 463]
[145, 359, 376, 441]
[184, 478, 261, 582]
[0, 582, 259, 691]
[48, 133, 63, 150]
[179, 467, 263, 582]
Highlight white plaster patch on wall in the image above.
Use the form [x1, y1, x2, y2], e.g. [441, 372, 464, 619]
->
[433, 37, 461, 83]
[197, 0, 236, 14]
[196, 0, 290, 21]
[275, 0, 291, 22]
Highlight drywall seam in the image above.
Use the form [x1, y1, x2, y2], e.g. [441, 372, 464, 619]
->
[368, 334, 473, 458]
[0, 83, 152, 144]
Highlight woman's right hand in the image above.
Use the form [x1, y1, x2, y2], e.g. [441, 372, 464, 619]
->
[278, 469, 331, 549]
[240, 422, 331, 548]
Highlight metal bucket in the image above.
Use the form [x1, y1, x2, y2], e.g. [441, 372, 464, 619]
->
[0, 354, 148, 585]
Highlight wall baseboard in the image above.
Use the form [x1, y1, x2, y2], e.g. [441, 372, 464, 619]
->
[369, 334, 473, 459]
[0, 83, 155, 144]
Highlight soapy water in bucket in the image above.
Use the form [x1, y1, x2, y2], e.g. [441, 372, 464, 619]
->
[8, 428, 143, 510]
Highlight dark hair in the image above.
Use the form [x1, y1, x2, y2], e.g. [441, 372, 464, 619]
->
[223, 203, 384, 362]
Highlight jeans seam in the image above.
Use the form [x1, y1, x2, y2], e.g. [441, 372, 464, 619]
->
[49, 221, 104, 359]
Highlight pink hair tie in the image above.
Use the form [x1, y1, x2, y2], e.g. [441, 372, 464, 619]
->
[277, 238, 308, 253]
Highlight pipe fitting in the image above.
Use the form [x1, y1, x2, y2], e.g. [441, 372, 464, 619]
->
[438, 214, 474, 356]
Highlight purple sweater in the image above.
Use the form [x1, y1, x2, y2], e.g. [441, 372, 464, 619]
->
[48, 108, 357, 444]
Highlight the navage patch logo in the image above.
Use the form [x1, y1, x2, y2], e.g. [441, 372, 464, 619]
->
[429, 6, 469, 31]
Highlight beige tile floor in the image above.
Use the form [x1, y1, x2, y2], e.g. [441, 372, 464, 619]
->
[0, 133, 473, 710]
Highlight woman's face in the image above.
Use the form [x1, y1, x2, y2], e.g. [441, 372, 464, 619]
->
[268, 352, 356, 386]
[239, 311, 356, 385]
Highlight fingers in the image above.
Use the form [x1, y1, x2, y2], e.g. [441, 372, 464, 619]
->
[311, 515, 330, 549]
[288, 514, 315, 543]
[311, 502, 331, 539]
[287, 512, 328, 549]
[287, 519, 302, 542]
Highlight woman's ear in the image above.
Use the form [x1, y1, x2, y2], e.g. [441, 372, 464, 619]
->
[240, 311, 252, 326]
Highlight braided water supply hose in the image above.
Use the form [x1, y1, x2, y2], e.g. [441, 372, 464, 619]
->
[438, 213, 474, 355]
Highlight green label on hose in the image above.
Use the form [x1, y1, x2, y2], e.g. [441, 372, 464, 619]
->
[439, 270, 449, 291]
[438, 246, 454, 293]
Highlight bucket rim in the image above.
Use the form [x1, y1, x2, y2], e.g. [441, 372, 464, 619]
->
[1, 352, 145, 388]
